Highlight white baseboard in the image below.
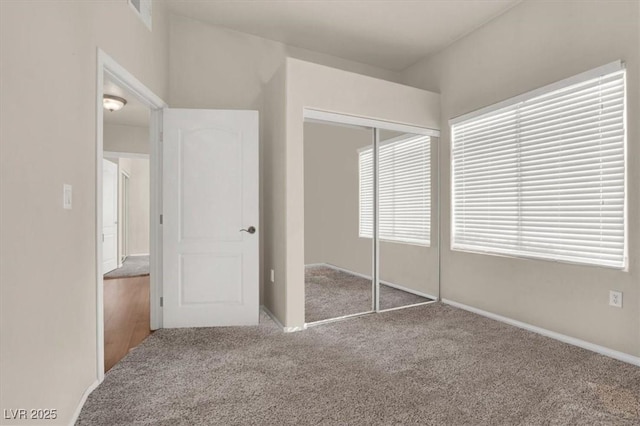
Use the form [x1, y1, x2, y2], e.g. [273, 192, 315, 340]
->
[305, 310, 373, 327]
[307, 263, 371, 280]
[379, 281, 438, 301]
[283, 324, 306, 332]
[306, 263, 437, 301]
[68, 379, 100, 426]
[260, 305, 306, 333]
[442, 299, 640, 367]
[128, 253, 150, 257]
[304, 263, 329, 268]
[103, 150, 150, 160]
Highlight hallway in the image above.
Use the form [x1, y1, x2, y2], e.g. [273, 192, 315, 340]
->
[104, 275, 150, 372]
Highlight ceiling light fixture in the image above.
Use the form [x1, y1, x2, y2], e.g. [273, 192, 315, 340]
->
[103, 94, 127, 112]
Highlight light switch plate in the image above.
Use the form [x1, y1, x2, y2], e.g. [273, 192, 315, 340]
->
[63, 184, 72, 209]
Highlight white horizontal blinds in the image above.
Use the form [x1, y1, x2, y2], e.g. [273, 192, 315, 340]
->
[452, 68, 626, 268]
[379, 135, 431, 245]
[359, 148, 374, 239]
[359, 134, 431, 246]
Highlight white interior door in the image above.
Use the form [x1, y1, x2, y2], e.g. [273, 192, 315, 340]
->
[102, 159, 118, 273]
[163, 109, 259, 328]
[121, 173, 130, 262]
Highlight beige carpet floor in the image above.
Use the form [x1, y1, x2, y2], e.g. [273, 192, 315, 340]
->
[104, 255, 150, 280]
[77, 304, 640, 425]
[305, 265, 431, 322]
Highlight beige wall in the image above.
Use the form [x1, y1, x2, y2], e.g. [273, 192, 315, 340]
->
[118, 158, 150, 256]
[402, 0, 640, 357]
[261, 65, 288, 321]
[304, 122, 436, 297]
[0, 0, 169, 423]
[281, 58, 441, 328]
[303, 122, 373, 274]
[168, 15, 405, 315]
[168, 14, 402, 110]
[104, 124, 150, 155]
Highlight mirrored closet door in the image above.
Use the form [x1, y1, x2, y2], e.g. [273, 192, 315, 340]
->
[376, 129, 437, 311]
[303, 120, 374, 324]
[303, 112, 439, 326]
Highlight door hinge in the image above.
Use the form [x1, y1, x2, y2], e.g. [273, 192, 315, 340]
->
[160, 214, 163, 225]
[102, 233, 104, 242]
[159, 131, 164, 142]
[160, 297, 163, 307]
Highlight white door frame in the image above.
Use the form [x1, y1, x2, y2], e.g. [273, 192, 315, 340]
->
[96, 49, 167, 382]
[102, 159, 119, 273]
[121, 169, 130, 265]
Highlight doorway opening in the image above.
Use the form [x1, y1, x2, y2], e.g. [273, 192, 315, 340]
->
[102, 75, 152, 372]
[303, 111, 440, 327]
[96, 50, 166, 380]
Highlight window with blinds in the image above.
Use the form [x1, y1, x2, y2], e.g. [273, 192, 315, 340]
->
[451, 63, 626, 269]
[359, 134, 431, 246]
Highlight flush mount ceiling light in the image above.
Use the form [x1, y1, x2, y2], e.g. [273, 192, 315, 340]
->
[103, 94, 127, 112]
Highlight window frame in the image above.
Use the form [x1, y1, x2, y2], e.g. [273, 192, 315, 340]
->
[449, 61, 627, 270]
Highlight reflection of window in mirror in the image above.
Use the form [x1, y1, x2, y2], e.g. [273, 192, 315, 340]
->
[358, 134, 431, 247]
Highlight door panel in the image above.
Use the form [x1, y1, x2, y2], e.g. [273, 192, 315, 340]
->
[179, 128, 243, 241]
[163, 109, 259, 328]
[103, 159, 118, 273]
[180, 254, 243, 304]
[303, 121, 375, 323]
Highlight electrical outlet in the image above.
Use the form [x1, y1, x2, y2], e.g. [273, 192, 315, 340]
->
[270, 269, 275, 283]
[609, 290, 622, 308]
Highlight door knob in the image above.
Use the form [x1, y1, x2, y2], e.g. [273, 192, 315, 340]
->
[240, 226, 256, 234]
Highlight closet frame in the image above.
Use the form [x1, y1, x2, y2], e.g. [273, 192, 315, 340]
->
[303, 109, 440, 327]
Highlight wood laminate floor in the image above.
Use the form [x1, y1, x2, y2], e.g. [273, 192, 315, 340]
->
[104, 275, 151, 372]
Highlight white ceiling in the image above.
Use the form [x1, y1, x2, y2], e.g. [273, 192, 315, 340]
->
[165, 0, 521, 72]
[103, 77, 150, 127]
